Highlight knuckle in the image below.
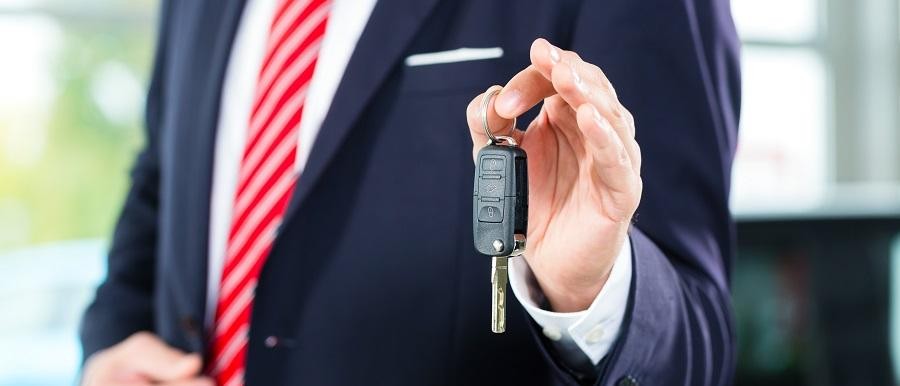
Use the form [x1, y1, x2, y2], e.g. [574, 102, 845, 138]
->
[619, 106, 635, 131]
[551, 67, 578, 94]
[131, 331, 151, 342]
[127, 331, 155, 349]
[466, 96, 479, 118]
[82, 348, 118, 383]
[617, 146, 630, 166]
[559, 80, 578, 97]
[543, 96, 569, 120]
[564, 49, 582, 62]
[594, 65, 608, 81]
[85, 350, 110, 368]
[623, 107, 634, 123]
[633, 178, 644, 205]
[619, 104, 632, 119]
[599, 94, 616, 114]
[602, 79, 617, 99]
[588, 63, 606, 83]
[466, 100, 482, 130]
[631, 140, 642, 160]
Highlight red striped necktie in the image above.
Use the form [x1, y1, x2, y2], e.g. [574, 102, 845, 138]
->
[209, 0, 331, 384]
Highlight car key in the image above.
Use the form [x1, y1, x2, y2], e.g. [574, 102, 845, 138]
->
[473, 87, 528, 333]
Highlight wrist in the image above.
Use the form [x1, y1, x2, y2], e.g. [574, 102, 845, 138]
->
[533, 226, 630, 312]
[540, 267, 613, 312]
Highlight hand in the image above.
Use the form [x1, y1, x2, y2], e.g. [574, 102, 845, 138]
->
[81, 332, 213, 386]
[467, 39, 642, 312]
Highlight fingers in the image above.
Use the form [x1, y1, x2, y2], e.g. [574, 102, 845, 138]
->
[159, 378, 216, 386]
[120, 332, 204, 382]
[576, 104, 641, 222]
[81, 332, 209, 386]
[492, 38, 579, 119]
[466, 86, 524, 160]
[532, 38, 641, 173]
[493, 65, 555, 119]
[466, 38, 642, 182]
[531, 38, 616, 101]
[541, 96, 586, 158]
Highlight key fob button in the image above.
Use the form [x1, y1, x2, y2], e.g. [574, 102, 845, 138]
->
[478, 205, 504, 223]
[478, 178, 505, 198]
[481, 157, 506, 172]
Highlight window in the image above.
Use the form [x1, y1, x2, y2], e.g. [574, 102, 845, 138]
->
[0, 1, 155, 384]
[730, 0, 900, 384]
[730, 0, 828, 214]
[731, 0, 900, 215]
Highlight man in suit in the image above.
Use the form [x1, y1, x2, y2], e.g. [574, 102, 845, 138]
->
[79, 0, 740, 385]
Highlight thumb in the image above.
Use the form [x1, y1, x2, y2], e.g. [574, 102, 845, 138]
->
[466, 86, 523, 160]
[123, 334, 203, 382]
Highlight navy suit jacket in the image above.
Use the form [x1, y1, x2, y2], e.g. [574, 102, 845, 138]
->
[80, 0, 741, 385]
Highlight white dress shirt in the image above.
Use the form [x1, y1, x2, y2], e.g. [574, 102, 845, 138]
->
[207, 0, 632, 368]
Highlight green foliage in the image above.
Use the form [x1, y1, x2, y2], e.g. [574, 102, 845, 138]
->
[0, 20, 154, 251]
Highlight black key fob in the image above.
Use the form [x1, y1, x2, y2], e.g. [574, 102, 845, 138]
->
[473, 144, 528, 256]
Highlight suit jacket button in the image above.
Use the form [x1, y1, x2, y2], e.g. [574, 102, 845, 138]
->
[617, 376, 638, 386]
[264, 336, 279, 348]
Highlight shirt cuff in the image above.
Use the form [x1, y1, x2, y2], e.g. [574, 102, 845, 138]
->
[508, 236, 633, 365]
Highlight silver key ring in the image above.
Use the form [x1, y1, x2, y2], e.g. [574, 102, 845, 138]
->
[480, 86, 517, 146]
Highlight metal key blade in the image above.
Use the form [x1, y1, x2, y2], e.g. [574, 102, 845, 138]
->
[491, 256, 509, 333]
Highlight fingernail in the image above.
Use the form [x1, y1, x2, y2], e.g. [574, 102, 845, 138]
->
[549, 45, 561, 64]
[495, 88, 522, 116]
[592, 106, 610, 130]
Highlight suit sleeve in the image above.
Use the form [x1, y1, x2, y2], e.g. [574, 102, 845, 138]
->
[79, 0, 172, 360]
[534, 0, 741, 384]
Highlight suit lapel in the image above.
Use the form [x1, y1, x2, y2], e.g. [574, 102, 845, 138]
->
[175, 0, 248, 348]
[174, 0, 440, 348]
[282, 0, 441, 221]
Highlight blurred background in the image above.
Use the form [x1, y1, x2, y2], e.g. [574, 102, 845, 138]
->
[0, 0, 897, 385]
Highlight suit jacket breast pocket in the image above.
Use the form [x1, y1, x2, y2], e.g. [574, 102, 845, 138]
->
[399, 51, 523, 95]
